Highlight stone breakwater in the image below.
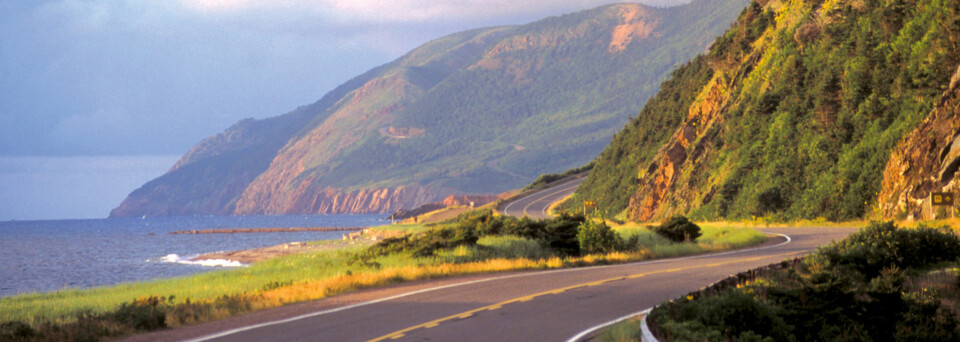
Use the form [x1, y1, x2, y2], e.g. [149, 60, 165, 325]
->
[169, 227, 365, 234]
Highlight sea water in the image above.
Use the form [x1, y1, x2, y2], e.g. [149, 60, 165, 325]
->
[0, 215, 383, 297]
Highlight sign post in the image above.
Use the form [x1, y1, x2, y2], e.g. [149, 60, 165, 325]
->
[584, 200, 597, 216]
[931, 192, 955, 219]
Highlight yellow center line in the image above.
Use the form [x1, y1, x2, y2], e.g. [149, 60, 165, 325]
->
[366, 252, 799, 342]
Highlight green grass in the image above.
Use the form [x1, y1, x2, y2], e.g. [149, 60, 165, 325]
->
[0, 245, 370, 323]
[0, 224, 765, 334]
[614, 222, 766, 258]
[437, 235, 557, 263]
[367, 223, 433, 235]
[595, 317, 645, 342]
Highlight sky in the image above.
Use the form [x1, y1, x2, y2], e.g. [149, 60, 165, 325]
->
[0, 0, 688, 220]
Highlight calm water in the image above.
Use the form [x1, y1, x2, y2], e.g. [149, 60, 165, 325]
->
[0, 215, 383, 297]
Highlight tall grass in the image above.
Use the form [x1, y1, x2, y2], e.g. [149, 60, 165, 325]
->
[614, 223, 766, 258]
[595, 317, 645, 342]
[0, 225, 765, 332]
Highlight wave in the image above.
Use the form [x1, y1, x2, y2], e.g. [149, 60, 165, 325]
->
[154, 254, 246, 267]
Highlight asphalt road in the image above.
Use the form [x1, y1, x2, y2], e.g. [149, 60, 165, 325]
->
[501, 177, 585, 219]
[128, 227, 855, 342]
[127, 180, 858, 342]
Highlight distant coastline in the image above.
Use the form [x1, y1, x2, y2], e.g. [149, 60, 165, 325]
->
[169, 227, 365, 234]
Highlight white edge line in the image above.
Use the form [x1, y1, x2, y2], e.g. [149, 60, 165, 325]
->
[502, 178, 582, 215]
[539, 181, 583, 217]
[564, 308, 652, 342]
[526, 181, 581, 218]
[564, 233, 792, 342]
[186, 233, 792, 342]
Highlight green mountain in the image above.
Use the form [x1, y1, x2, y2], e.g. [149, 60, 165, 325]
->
[111, 0, 750, 217]
[570, 0, 960, 221]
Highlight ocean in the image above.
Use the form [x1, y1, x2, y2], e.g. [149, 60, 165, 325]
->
[0, 215, 384, 297]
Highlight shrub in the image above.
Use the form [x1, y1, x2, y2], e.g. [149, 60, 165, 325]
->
[369, 226, 479, 257]
[110, 295, 168, 331]
[755, 187, 785, 215]
[813, 221, 960, 278]
[650, 221, 960, 341]
[577, 219, 621, 255]
[651, 289, 791, 342]
[0, 321, 35, 341]
[653, 215, 702, 242]
[542, 214, 585, 256]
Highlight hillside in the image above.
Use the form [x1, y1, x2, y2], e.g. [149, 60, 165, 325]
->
[111, 0, 750, 217]
[570, 0, 960, 221]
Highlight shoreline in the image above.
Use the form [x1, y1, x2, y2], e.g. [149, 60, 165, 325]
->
[191, 241, 360, 264]
[191, 228, 404, 264]
[169, 227, 365, 235]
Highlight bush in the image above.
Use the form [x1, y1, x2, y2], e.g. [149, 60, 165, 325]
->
[650, 221, 960, 341]
[813, 221, 960, 278]
[653, 215, 702, 242]
[110, 295, 168, 331]
[542, 214, 585, 256]
[651, 290, 791, 342]
[577, 219, 621, 255]
[0, 321, 35, 341]
[370, 226, 479, 257]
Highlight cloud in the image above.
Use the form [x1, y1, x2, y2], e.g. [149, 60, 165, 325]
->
[2, 0, 694, 157]
[179, 0, 691, 23]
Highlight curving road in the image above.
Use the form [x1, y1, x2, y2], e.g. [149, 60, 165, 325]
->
[127, 229, 856, 342]
[501, 176, 585, 219]
[126, 180, 858, 342]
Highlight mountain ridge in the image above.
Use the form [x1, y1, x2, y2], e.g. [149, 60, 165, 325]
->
[112, 0, 751, 217]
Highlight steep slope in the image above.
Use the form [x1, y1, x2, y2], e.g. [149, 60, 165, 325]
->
[571, 0, 960, 221]
[112, 0, 750, 217]
[879, 65, 960, 220]
[109, 64, 389, 217]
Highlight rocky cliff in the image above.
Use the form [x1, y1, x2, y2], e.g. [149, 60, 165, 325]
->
[628, 72, 736, 221]
[879, 65, 960, 220]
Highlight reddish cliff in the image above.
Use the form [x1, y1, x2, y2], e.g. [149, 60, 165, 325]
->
[627, 73, 734, 221]
[879, 65, 960, 219]
[233, 74, 421, 215]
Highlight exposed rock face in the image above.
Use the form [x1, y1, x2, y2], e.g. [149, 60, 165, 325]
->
[608, 5, 659, 53]
[110, 112, 314, 217]
[879, 65, 960, 219]
[233, 74, 423, 215]
[284, 185, 447, 215]
[627, 72, 735, 221]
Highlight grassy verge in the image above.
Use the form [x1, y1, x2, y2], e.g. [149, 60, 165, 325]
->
[0, 211, 764, 341]
[597, 221, 960, 341]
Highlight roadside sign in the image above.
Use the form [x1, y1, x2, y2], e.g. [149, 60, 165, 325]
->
[583, 200, 597, 216]
[932, 192, 955, 206]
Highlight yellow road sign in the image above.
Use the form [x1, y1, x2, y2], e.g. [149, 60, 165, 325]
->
[932, 192, 954, 206]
